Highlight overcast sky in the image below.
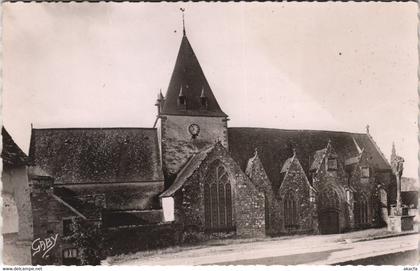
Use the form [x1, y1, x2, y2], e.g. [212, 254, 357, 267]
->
[3, 2, 418, 178]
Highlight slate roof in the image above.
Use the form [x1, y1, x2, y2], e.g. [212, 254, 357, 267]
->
[245, 150, 273, 194]
[53, 187, 101, 220]
[161, 35, 227, 117]
[280, 156, 294, 173]
[228, 128, 391, 192]
[310, 148, 327, 171]
[160, 145, 214, 197]
[29, 128, 164, 184]
[1, 128, 28, 167]
[345, 155, 361, 166]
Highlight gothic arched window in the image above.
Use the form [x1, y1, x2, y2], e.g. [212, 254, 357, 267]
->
[204, 162, 233, 231]
[356, 194, 369, 225]
[284, 193, 298, 229]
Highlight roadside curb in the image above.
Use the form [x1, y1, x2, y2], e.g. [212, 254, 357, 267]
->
[350, 231, 419, 243]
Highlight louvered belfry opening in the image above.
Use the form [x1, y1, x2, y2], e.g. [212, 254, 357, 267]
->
[204, 161, 233, 232]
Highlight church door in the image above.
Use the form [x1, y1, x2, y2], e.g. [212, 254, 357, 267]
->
[319, 209, 339, 234]
[318, 187, 341, 234]
[204, 162, 233, 232]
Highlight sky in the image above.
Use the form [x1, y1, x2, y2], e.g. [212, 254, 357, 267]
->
[2, 2, 418, 178]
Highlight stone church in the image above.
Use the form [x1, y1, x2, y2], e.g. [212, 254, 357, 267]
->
[16, 25, 396, 264]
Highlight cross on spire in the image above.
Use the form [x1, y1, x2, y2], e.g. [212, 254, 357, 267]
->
[180, 8, 186, 36]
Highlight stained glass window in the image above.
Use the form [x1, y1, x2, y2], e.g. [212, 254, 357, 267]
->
[284, 194, 298, 229]
[204, 161, 233, 231]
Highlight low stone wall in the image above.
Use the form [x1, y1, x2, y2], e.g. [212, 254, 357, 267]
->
[103, 223, 182, 257]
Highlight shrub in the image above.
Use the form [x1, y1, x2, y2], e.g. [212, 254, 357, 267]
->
[181, 230, 209, 245]
[63, 218, 105, 265]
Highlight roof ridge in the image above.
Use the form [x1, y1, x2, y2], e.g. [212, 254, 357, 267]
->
[228, 127, 366, 135]
[365, 133, 392, 168]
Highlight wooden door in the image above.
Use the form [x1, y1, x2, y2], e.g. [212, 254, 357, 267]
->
[319, 209, 339, 234]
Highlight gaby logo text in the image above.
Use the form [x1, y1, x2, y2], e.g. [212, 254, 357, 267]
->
[32, 234, 59, 258]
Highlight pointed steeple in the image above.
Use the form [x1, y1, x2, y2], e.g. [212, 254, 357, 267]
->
[155, 89, 165, 116]
[161, 24, 227, 117]
[391, 141, 397, 162]
[182, 9, 186, 36]
[392, 141, 396, 156]
[159, 89, 164, 101]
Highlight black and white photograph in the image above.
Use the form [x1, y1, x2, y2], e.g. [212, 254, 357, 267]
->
[1, 1, 418, 267]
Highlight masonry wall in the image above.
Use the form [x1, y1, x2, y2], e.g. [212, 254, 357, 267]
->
[161, 115, 228, 187]
[279, 158, 317, 234]
[30, 178, 67, 265]
[245, 155, 282, 236]
[313, 153, 353, 232]
[348, 151, 391, 228]
[2, 165, 33, 241]
[174, 144, 265, 238]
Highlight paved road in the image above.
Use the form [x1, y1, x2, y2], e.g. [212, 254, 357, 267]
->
[116, 233, 418, 265]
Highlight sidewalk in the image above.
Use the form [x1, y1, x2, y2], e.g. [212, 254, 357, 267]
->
[105, 228, 419, 265]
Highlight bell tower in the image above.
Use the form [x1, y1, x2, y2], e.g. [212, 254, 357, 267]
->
[156, 14, 229, 187]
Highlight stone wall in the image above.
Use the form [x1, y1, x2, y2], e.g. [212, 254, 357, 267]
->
[103, 223, 181, 257]
[173, 143, 265, 238]
[278, 157, 317, 234]
[30, 177, 71, 265]
[348, 150, 390, 228]
[161, 115, 228, 187]
[245, 153, 282, 236]
[313, 148, 352, 233]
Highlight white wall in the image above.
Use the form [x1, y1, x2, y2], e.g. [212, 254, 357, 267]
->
[162, 197, 175, 222]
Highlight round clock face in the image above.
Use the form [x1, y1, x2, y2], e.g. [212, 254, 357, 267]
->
[188, 124, 200, 136]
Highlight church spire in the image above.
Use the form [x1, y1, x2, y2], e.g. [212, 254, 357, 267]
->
[391, 141, 397, 162]
[180, 8, 186, 36]
[161, 18, 227, 117]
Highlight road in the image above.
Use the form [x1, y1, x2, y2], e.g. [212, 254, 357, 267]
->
[114, 232, 418, 265]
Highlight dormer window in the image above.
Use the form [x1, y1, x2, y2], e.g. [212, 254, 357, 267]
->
[200, 87, 208, 109]
[361, 167, 370, 178]
[200, 96, 208, 108]
[327, 158, 338, 171]
[179, 96, 186, 105]
[178, 86, 186, 107]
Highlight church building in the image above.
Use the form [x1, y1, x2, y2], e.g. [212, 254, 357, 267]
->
[24, 24, 396, 265]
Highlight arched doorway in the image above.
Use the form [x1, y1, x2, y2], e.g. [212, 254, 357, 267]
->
[204, 161, 233, 232]
[318, 188, 341, 234]
[319, 209, 339, 234]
